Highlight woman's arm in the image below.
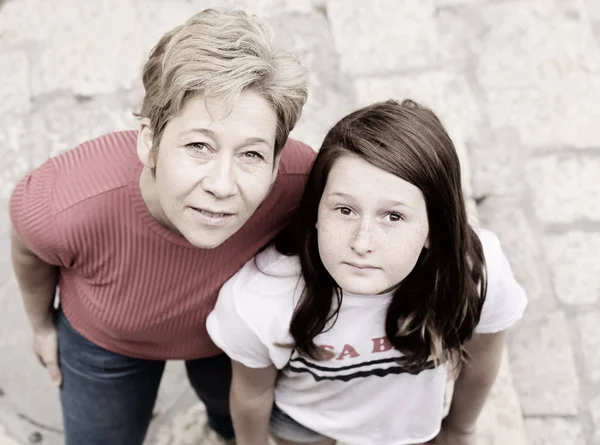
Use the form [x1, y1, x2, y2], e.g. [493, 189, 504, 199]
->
[443, 331, 506, 436]
[11, 227, 59, 331]
[230, 360, 278, 445]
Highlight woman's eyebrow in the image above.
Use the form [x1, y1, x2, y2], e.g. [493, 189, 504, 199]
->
[180, 128, 217, 139]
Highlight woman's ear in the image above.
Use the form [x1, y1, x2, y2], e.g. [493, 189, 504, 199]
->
[137, 118, 156, 169]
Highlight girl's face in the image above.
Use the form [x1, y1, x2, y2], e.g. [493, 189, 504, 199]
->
[316, 154, 430, 296]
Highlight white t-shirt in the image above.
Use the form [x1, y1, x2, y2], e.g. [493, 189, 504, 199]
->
[206, 229, 527, 445]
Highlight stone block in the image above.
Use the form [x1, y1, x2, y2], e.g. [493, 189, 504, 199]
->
[524, 418, 584, 445]
[9, 0, 144, 96]
[477, 0, 600, 148]
[0, 117, 42, 200]
[541, 231, 600, 305]
[584, 0, 600, 22]
[0, 200, 15, 288]
[231, 0, 313, 16]
[0, 423, 21, 445]
[477, 0, 598, 90]
[476, 349, 528, 445]
[435, 0, 485, 6]
[576, 311, 600, 382]
[28, 96, 139, 159]
[0, 0, 242, 96]
[526, 154, 600, 224]
[468, 127, 526, 198]
[327, 0, 438, 76]
[269, 12, 356, 150]
[509, 311, 579, 415]
[591, 394, 600, 443]
[435, 4, 485, 63]
[0, 51, 30, 116]
[478, 197, 548, 305]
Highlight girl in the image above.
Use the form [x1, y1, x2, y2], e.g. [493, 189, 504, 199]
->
[206, 100, 527, 445]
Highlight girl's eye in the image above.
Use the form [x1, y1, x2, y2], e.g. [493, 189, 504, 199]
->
[388, 212, 404, 222]
[338, 207, 352, 216]
[242, 151, 265, 161]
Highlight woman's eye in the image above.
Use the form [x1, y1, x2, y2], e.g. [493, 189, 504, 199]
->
[187, 142, 210, 155]
[242, 151, 265, 160]
[388, 212, 403, 222]
[338, 207, 352, 216]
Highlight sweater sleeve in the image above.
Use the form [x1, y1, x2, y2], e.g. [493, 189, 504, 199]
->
[475, 230, 528, 334]
[9, 160, 72, 266]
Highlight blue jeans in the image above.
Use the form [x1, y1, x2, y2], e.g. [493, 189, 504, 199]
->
[57, 310, 234, 445]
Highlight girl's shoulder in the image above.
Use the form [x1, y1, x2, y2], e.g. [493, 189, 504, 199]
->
[227, 245, 304, 308]
[254, 245, 302, 278]
[476, 228, 511, 279]
[474, 228, 528, 333]
[477, 228, 501, 261]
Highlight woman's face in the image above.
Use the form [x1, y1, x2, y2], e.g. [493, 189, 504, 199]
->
[316, 154, 430, 295]
[138, 91, 280, 248]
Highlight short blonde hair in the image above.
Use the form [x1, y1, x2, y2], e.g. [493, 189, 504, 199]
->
[139, 9, 308, 157]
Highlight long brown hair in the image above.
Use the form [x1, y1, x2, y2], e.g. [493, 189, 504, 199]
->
[276, 99, 487, 371]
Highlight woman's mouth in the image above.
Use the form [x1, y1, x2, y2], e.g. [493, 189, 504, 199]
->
[190, 207, 236, 226]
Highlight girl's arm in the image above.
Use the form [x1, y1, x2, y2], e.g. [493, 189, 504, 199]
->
[443, 331, 506, 435]
[230, 360, 278, 445]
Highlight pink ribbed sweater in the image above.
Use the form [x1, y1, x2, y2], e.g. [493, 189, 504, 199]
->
[10, 130, 315, 360]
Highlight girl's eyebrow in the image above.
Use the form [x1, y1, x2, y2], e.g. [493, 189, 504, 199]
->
[380, 198, 414, 210]
[329, 192, 414, 210]
[328, 192, 354, 200]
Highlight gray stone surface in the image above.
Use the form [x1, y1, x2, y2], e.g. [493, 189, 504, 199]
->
[591, 394, 600, 443]
[509, 311, 579, 416]
[577, 311, 600, 382]
[524, 418, 585, 445]
[526, 155, 600, 225]
[469, 128, 527, 198]
[477, 0, 600, 149]
[541, 231, 600, 305]
[435, 4, 484, 64]
[0, 51, 30, 116]
[0, 118, 34, 200]
[327, 0, 438, 76]
[475, 350, 529, 445]
[477, 197, 549, 306]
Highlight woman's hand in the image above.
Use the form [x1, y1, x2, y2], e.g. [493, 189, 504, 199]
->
[426, 423, 477, 445]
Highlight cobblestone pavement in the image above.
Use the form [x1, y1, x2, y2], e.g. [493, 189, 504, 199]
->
[0, 0, 598, 444]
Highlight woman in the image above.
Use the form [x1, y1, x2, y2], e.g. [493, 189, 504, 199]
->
[10, 9, 314, 445]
